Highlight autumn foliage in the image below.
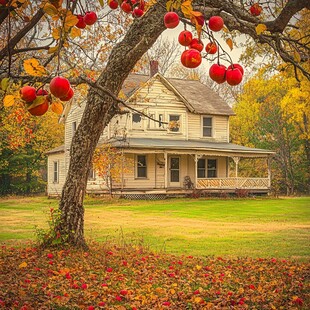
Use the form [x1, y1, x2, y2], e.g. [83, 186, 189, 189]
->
[0, 241, 308, 309]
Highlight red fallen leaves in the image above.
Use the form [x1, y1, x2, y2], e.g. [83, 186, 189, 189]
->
[0, 241, 309, 309]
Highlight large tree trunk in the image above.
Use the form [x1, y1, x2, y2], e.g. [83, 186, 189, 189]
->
[58, 1, 167, 247]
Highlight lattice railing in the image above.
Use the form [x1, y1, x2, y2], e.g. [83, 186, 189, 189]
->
[197, 178, 269, 189]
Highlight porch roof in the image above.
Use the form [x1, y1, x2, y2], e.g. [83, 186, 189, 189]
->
[111, 138, 274, 157]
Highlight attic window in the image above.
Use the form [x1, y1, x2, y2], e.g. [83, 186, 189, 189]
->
[132, 113, 143, 130]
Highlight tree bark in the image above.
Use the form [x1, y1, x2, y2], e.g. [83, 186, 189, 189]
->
[58, 1, 167, 247]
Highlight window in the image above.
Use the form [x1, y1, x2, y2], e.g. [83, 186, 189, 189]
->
[132, 113, 143, 130]
[169, 114, 180, 132]
[207, 159, 217, 178]
[148, 113, 155, 129]
[53, 161, 59, 183]
[137, 155, 147, 178]
[197, 158, 206, 178]
[202, 117, 212, 137]
[158, 114, 164, 128]
[72, 121, 77, 133]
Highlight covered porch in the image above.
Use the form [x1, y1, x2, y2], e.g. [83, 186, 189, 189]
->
[109, 138, 275, 195]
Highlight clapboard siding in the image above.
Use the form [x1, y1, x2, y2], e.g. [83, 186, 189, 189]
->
[188, 113, 229, 142]
[47, 153, 65, 196]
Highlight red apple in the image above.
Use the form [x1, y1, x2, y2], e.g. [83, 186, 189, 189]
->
[0, 0, 8, 5]
[181, 49, 202, 69]
[250, 3, 262, 16]
[49, 76, 71, 98]
[36, 89, 48, 96]
[75, 15, 86, 29]
[121, 1, 132, 13]
[205, 42, 217, 54]
[20, 86, 37, 102]
[226, 68, 243, 86]
[132, 8, 144, 18]
[28, 100, 49, 116]
[178, 30, 193, 46]
[164, 12, 179, 29]
[209, 64, 227, 84]
[84, 11, 97, 25]
[208, 16, 224, 32]
[109, 0, 118, 9]
[189, 38, 204, 52]
[227, 63, 244, 76]
[60, 88, 74, 101]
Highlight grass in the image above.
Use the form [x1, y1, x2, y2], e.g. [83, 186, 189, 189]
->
[0, 196, 309, 260]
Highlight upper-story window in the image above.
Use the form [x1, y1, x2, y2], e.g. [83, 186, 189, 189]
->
[168, 114, 181, 132]
[132, 113, 143, 130]
[202, 116, 212, 137]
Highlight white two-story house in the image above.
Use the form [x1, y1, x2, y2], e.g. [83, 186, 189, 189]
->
[46, 71, 274, 197]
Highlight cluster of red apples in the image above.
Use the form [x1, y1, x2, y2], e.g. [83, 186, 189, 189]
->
[164, 12, 244, 86]
[75, 11, 98, 29]
[107, 0, 146, 18]
[19, 77, 73, 116]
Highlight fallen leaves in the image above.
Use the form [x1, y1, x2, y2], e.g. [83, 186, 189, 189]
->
[0, 241, 309, 309]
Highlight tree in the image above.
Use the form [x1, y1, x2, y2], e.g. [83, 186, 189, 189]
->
[93, 144, 134, 196]
[230, 68, 310, 195]
[0, 0, 309, 247]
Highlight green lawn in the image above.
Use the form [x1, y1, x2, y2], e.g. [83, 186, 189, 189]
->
[0, 196, 309, 260]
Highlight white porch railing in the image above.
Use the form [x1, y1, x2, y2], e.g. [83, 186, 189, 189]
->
[196, 178, 270, 189]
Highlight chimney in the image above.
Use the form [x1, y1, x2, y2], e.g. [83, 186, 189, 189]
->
[150, 60, 159, 77]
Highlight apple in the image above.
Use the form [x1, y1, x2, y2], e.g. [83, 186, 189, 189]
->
[132, 8, 144, 18]
[164, 12, 179, 29]
[208, 16, 224, 32]
[109, 0, 118, 9]
[50, 76, 71, 98]
[60, 88, 74, 101]
[0, 0, 8, 5]
[178, 30, 193, 46]
[121, 1, 132, 13]
[181, 49, 202, 69]
[84, 11, 97, 25]
[205, 42, 217, 54]
[227, 63, 244, 76]
[36, 89, 48, 96]
[209, 63, 227, 84]
[28, 100, 49, 116]
[75, 15, 86, 29]
[250, 3, 262, 16]
[20, 86, 37, 102]
[226, 68, 243, 86]
[189, 38, 204, 52]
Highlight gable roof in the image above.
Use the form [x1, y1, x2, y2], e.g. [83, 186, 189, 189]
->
[121, 73, 234, 116]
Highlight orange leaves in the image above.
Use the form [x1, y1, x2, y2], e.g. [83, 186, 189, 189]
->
[23, 58, 47, 76]
[3, 95, 15, 107]
[256, 23, 267, 35]
[0, 243, 309, 309]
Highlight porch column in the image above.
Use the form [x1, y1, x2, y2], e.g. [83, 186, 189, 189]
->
[231, 156, 240, 177]
[164, 151, 168, 189]
[231, 156, 240, 188]
[267, 156, 271, 188]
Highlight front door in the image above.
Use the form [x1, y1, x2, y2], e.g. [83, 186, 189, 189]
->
[169, 157, 180, 187]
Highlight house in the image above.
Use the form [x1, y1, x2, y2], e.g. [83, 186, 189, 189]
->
[46, 69, 274, 198]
